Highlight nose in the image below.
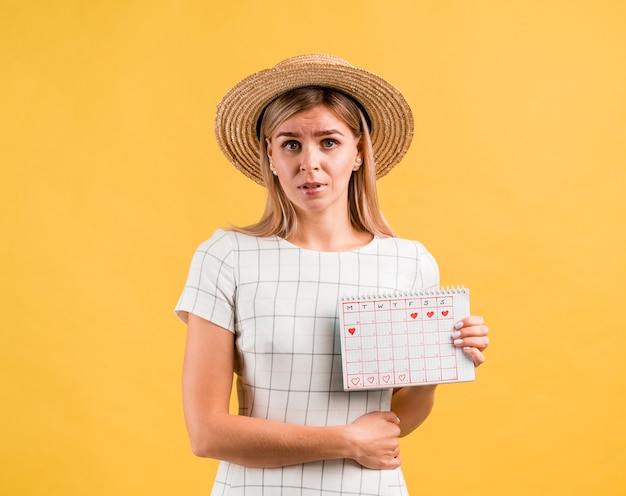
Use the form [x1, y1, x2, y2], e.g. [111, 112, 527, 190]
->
[300, 146, 320, 172]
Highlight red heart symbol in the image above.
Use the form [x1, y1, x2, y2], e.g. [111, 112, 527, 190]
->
[351, 377, 360, 385]
[399, 374, 407, 381]
[442, 310, 449, 317]
[348, 328, 356, 335]
[367, 376, 375, 383]
[410, 312, 418, 319]
[382, 375, 391, 383]
[427, 311, 435, 318]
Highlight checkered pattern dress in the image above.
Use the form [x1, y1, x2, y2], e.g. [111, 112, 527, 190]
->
[175, 230, 439, 495]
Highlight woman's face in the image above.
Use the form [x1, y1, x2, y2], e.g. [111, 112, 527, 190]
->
[266, 105, 362, 220]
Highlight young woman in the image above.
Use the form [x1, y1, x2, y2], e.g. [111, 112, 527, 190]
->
[175, 54, 489, 495]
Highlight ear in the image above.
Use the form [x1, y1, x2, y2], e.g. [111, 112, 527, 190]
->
[266, 138, 273, 161]
[355, 148, 363, 164]
[356, 137, 364, 160]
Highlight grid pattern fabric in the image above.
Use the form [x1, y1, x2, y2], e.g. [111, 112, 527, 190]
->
[175, 229, 439, 495]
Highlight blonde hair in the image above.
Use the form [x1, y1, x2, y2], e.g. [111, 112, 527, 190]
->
[232, 87, 396, 239]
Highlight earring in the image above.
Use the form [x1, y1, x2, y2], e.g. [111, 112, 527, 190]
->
[355, 157, 362, 164]
[269, 162, 278, 176]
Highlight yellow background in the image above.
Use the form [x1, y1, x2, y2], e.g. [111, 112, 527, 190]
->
[2, 1, 625, 494]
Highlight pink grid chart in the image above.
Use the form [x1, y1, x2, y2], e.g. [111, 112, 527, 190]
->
[339, 289, 474, 390]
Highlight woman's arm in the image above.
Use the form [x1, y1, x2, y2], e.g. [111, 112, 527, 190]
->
[182, 313, 403, 469]
[391, 315, 489, 437]
[391, 385, 437, 437]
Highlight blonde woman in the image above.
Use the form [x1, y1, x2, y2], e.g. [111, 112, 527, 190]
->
[175, 55, 489, 495]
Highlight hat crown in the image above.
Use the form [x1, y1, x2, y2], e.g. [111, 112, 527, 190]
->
[274, 53, 353, 70]
[215, 53, 413, 185]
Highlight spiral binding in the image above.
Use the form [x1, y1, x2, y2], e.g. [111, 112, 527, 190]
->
[340, 285, 468, 301]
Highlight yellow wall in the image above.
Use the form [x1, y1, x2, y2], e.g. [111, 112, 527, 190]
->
[2, 1, 625, 494]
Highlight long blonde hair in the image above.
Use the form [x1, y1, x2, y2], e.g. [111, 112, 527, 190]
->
[232, 86, 395, 239]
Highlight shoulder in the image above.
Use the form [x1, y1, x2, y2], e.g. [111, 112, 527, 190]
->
[376, 236, 433, 257]
[194, 229, 281, 258]
[191, 229, 234, 262]
[378, 236, 439, 290]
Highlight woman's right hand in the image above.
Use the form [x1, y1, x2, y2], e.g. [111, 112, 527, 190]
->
[345, 411, 402, 469]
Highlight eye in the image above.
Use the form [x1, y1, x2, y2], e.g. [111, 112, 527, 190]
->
[321, 138, 338, 148]
[282, 140, 300, 151]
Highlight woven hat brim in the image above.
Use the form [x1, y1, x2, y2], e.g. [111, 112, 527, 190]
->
[215, 59, 414, 185]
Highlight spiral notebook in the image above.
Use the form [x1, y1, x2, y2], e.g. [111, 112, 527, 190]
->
[338, 287, 475, 390]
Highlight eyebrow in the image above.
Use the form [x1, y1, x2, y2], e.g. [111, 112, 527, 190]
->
[275, 129, 346, 138]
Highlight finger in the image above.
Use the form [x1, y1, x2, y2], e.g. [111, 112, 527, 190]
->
[389, 453, 402, 468]
[455, 315, 485, 328]
[463, 346, 486, 367]
[453, 335, 490, 350]
[385, 411, 401, 424]
[452, 324, 489, 346]
[455, 323, 489, 337]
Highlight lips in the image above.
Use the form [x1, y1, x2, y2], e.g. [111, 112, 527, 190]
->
[298, 182, 327, 195]
[299, 182, 324, 189]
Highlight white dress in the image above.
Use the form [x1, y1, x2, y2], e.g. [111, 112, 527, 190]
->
[175, 230, 439, 495]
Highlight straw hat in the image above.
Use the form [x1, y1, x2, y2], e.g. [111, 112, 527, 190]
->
[215, 54, 414, 185]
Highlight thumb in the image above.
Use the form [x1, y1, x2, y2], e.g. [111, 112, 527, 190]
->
[384, 411, 401, 425]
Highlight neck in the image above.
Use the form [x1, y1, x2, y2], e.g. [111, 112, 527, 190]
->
[287, 214, 373, 252]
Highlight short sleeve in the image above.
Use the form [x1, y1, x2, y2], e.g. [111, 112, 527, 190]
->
[414, 240, 440, 291]
[174, 230, 236, 333]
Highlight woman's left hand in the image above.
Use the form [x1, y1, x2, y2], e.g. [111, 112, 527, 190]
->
[452, 315, 489, 367]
